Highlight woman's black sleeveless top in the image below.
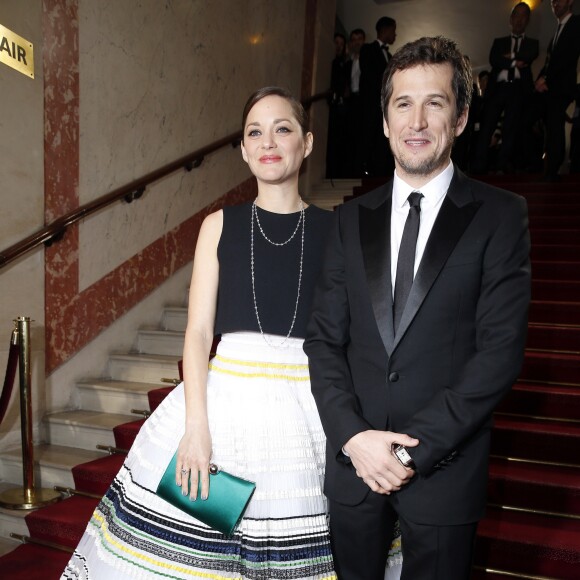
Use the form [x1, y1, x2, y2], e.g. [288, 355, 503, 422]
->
[214, 202, 333, 339]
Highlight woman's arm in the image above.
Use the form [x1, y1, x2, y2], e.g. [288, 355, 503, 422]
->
[176, 209, 223, 500]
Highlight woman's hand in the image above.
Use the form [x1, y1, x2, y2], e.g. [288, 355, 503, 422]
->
[175, 425, 212, 500]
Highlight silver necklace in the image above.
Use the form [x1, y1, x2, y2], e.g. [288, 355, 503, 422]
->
[250, 200, 305, 347]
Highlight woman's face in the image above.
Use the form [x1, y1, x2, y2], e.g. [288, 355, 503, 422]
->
[241, 95, 313, 186]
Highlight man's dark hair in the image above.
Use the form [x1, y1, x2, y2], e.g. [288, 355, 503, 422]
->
[376, 16, 396, 34]
[350, 28, 366, 40]
[511, 1, 531, 17]
[381, 36, 473, 121]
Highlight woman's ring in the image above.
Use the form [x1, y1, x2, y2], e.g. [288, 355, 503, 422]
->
[181, 468, 189, 474]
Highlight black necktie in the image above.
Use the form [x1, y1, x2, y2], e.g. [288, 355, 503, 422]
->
[508, 36, 521, 81]
[393, 191, 423, 331]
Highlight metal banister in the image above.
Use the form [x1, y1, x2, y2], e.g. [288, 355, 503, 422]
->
[0, 90, 330, 271]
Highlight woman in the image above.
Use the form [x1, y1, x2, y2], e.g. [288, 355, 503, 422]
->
[61, 87, 402, 579]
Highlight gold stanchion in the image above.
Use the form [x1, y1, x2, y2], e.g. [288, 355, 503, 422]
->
[0, 317, 61, 509]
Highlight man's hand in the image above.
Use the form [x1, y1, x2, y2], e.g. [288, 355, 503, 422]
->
[535, 76, 548, 93]
[343, 430, 419, 495]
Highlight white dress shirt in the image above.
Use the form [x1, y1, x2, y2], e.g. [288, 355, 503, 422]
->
[497, 34, 525, 83]
[390, 162, 454, 295]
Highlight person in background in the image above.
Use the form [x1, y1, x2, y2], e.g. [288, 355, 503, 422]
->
[346, 28, 366, 176]
[360, 16, 397, 176]
[471, 2, 539, 174]
[327, 33, 351, 178]
[534, 0, 580, 181]
[305, 36, 530, 580]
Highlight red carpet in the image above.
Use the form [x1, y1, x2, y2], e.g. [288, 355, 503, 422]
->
[113, 418, 145, 449]
[0, 544, 71, 578]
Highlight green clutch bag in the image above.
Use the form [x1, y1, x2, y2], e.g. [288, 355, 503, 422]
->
[156, 452, 256, 536]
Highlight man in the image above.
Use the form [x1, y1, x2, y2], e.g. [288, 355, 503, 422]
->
[359, 16, 397, 176]
[305, 36, 530, 579]
[534, 0, 580, 180]
[472, 2, 539, 174]
[346, 28, 366, 176]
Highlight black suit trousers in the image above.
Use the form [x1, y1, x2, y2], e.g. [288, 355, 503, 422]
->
[329, 493, 477, 580]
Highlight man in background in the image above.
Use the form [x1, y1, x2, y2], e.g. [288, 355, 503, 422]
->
[359, 16, 397, 176]
[472, 2, 539, 174]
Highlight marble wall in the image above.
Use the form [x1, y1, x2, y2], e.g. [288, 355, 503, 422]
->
[0, 0, 45, 445]
[1, 0, 335, 448]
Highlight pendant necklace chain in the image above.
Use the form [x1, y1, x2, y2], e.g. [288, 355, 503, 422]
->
[251, 200, 305, 348]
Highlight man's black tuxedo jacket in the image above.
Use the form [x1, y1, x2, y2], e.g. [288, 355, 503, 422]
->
[487, 35, 539, 93]
[539, 15, 580, 99]
[304, 169, 531, 526]
[359, 40, 389, 107]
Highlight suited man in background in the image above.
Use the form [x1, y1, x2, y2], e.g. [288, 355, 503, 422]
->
[359, 16, 397, 176]
[534, 0, 580, 180]
[472, 2, 539, 174]
[305, 36, 530, 579]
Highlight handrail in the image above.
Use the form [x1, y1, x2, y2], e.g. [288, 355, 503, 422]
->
[0, 91, 330, 270]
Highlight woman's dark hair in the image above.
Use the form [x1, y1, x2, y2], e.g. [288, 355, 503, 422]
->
[381, 36, 473, 122]
[242, 87, 309, 136]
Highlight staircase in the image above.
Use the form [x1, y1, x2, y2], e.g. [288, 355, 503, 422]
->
[0, 298, 187, 575]
[0, 176, 578, 579]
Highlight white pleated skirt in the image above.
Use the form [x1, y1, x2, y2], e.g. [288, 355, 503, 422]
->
[61, 332, 402, 579]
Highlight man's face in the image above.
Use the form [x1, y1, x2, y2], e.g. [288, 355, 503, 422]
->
[334, 35, 345, 56]
[510, 6, 530, 35]
[383, 63, 468, 187]
[551, 0, 574, 20]
[349, 32, 365, 55]
[384, 25, 397, 45]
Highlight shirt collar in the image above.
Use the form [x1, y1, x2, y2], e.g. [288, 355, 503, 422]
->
[393, 161, 454, 209]
[559, 13, 572, 26]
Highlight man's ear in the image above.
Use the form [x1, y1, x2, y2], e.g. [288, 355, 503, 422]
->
[304, 132, 314, 158]
[383, 117, 390, 139]
[454, 107, 469, 137]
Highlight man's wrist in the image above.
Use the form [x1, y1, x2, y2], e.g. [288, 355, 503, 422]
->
[391, 444, 416, 469]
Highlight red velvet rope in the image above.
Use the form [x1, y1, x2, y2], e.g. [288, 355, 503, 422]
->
[0, 331, 19, 425]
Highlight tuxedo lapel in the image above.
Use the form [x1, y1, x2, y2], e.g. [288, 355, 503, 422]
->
[359, 187, 395, 356]
[393, 172, 482, 350]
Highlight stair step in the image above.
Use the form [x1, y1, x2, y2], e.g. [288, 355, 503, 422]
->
[0, 484, 30, 542]
[526, 323, 580, 352]
[0, 445, 105, 489]
[530, 261, 580, 280]
[521, 351, 580, 384]
[72, 453, 125, 496]
[529, 216, 580, 228]
[527, 203, 580, 216]
[25, 495, 99, 548]
[487, 457, 580, 515]
[136, 328, 185, 356]
[531, 229, 580, 245]
[77, 379, 156, 413]
[531, 246, 580, 262]
[161, 306, 188, 332]
[491, 417, 580, 464]
[532, 279, 580, 304]
[474, 507, 580, 579]
[529, 300, 580, 325]
[0, 543, 71, 577]
[497, 382, 580, 421]
[45, 410, 136, 451]
[148, 385, 175, 412]
[0, 536, 18, 557]
[113, 419, 145, 449]
[107, 352, 181, 384]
